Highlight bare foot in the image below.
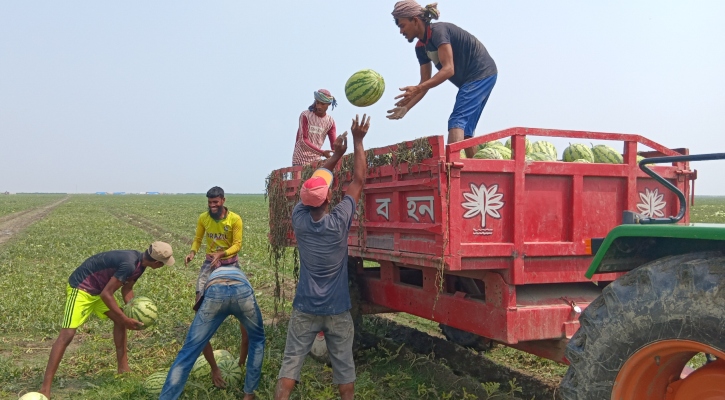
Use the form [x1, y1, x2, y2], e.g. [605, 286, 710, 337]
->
[211, 367, 226, 388]
[38, 390, 51, 399]
[243, 394, 255, 400]
[117, 366, 132, 374]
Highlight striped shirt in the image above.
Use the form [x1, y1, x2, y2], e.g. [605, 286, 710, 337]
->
[292, 110, 337, 166]
[68, 251, 145, 295]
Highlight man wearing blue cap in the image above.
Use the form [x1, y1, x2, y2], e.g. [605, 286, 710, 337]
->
[292, 89, 339, 166]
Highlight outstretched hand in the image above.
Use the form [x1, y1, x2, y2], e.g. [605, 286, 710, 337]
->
[386, 106, 408, 120]
[394, 85, 422, 107]
[332, 133, 348, 156]
[351, 114, 371, 141]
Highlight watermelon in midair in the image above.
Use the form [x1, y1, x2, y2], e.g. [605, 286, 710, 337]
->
[345, 69, 385, 107]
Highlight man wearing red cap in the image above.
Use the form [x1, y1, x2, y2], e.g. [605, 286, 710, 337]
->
[275, 114, 371, 400]
[292, 89, 338, 166]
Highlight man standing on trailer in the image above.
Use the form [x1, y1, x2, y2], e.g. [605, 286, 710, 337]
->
[184, 186, 248, 387]
[387, 1, 497, 158]
[274, 115, 370, 400]
[292, 89, 339, 166]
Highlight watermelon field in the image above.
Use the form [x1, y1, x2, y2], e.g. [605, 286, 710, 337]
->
[2, 194, 725, 399]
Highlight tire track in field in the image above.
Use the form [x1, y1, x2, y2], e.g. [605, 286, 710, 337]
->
[107, 211, 194, 245]
[368, 317, 559, 398]
[0, 196, 70, 246]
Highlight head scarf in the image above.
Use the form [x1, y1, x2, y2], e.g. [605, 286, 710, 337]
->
[309, 89, 337, 112]
[391, 1, 440, 23]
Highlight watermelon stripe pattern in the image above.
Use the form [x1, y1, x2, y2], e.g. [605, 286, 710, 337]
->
[527, 152, 555, 161]
[144, 370, 168, 395]
[563, 144, 594, 163]
[345, 69, 385, 107]
[218, 359, 244, 386]
[532, 141, 557, 159]
[473, 148, 503, 159]
[591, 145, 623, 164]
[123, 296, 157, 330]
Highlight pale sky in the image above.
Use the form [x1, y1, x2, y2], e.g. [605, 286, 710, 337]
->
[1, 1, 724, 194]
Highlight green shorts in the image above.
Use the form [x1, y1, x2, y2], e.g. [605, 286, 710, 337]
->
[62, 284, 117, 329]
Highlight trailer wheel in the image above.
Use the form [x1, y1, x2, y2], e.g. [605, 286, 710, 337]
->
[560, 252, 725, 399]
[439, 324, 494, 352]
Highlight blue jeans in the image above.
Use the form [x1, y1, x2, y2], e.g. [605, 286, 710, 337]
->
[159, 281, 266, 398]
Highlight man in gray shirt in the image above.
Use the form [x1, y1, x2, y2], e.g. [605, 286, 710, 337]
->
[275, 115, 370, 400]
[387, 1, 498, 158]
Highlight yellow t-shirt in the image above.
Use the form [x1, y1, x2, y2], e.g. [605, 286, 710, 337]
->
[190, 209, 243, 258]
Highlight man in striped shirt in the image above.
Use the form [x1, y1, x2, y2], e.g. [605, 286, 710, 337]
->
[292, 89, 338, 166]
[39, 242, 175, 399]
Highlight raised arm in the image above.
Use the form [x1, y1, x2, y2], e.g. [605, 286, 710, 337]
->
[321, 132, 348, 172]
[345, 115, 371, 204]
[388, 63, 432, 120]
[394, 44, 454, 109]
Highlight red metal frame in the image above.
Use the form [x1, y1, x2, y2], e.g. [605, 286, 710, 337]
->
[270, 127, 692, 363]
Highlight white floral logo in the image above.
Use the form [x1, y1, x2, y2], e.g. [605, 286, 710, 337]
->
[462, 183, 504, 235]
[637, 188, 666, 218]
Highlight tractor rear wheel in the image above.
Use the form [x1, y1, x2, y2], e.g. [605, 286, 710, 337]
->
[560, 252, 725, 399]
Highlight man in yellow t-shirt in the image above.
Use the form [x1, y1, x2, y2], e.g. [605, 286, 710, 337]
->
[184, 186, 248, 388]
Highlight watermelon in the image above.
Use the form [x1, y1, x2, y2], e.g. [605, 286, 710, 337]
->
[19, 393, 48, 400]
[563, 144, 594, 162]
[144, 370, 168, 395]
[191, 355, 211, 379]
[478, 141, 505, 151]
[591, 144, 623, 164]
[345, 69, 385, 107]
[527, 152, 556, 161]
[573, 159, 591, 163]
[531, 141, 558, 159]
[505, 137, 533, 155]
[123, 296, 157, 330]
[473, 148, 503, 160]
[460, 149, 466, 159]
[213, 349, 234, 362]
[492, 145, 511, 160]
[217, 359, 244, 387]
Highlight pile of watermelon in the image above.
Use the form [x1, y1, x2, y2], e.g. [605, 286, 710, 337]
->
[464, 138, 646, 164]
[142, 349, 243, 395]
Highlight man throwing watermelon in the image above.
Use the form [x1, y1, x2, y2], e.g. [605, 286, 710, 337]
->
[387, 1, 497, 158]
[39, 242, 175, 399]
